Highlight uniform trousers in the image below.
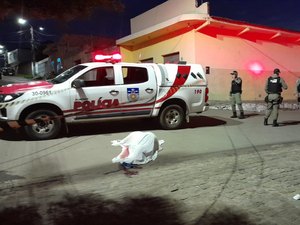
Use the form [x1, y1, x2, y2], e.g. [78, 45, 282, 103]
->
[230, 93, 244, 113]
[265, 93, 281, 121]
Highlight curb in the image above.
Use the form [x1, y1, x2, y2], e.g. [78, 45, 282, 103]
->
[209, 101, 300, 112]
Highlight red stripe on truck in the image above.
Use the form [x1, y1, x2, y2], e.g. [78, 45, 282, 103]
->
[156, 65, 191, 103]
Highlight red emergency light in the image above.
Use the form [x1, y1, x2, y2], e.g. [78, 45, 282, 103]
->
[94, 53, 122, 63]
[247, 62, 264, 75]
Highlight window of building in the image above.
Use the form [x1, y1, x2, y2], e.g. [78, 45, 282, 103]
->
[163, 52, 180, 64]
[140, 58, 153, 63]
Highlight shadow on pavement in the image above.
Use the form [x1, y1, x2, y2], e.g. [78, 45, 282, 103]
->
[185, 115, 226, 128]
[194, 207, 256, 225]
[0, 193, 256, 225]
[243, 113, 261, 118]
[280, 120, 300, 126]
[0, 205, 42, 225]
[0, 128, 25, 141]
[67, 116, 228, 138]
[0, 116, 228, 141]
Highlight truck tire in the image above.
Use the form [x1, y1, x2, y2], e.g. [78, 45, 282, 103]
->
[23, 109, 62, 140]
[159, 104, 185, 129]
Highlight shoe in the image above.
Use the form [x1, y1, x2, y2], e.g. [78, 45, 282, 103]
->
[238, 112, 245, 119]
[264, 118, 268, 126]
[230, 112, 237, 118]
[272, 120, 279, 127]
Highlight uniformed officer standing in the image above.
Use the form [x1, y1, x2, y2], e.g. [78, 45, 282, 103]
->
[296, 77, 300, 105]
[264, 68, 288, 127]
[230, 70, 245, 119]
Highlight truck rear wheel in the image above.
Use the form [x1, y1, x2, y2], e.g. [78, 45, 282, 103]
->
[23, 109, 62, 140]
[159, 104, 185, 129]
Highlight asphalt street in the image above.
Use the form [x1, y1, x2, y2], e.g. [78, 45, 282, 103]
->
[0, 75, 299, 225]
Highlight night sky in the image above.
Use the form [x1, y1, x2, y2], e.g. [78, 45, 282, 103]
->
[210, 0, 300, 32]
[0, 0, 299, 51]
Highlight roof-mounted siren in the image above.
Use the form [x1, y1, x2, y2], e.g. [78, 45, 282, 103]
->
[94, 53, 122, 63]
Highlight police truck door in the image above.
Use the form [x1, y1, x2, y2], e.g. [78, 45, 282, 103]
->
[69, 66, 123, 121]
[118, 65, 157, 117]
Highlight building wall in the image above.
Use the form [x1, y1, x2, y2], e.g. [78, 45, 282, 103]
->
[131, 0, 209, 33]
[121, 31, 196, 63]
[44, 34, 116, 75]
[120, 29, 300, 102]
[194, 32, 300, 101]
[35, 57, 51, 78]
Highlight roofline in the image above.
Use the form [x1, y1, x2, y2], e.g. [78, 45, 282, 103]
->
[210, 16, 300, 36]
[117, 13, 300, 50]
[116, 13, 209, 45]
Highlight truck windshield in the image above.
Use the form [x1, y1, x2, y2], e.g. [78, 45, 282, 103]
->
[49, 65, 87, 84]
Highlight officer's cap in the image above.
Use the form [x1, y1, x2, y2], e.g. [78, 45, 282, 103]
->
[230, 70, 238, 76]
[273, 68, 281, 74]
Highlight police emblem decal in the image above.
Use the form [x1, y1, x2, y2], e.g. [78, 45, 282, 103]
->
[127, 88, 139, 102]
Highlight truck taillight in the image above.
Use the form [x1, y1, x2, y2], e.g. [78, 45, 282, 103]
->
[205, 87, 209, 102]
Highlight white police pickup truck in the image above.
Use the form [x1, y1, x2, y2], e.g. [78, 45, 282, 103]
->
[0, 62, 209, 140]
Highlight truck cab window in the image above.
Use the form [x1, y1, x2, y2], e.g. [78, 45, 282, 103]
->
[78, 67, 115, 87]
[123, 67, 148, 84]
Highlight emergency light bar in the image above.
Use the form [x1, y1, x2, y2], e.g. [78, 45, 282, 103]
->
[94, 53, 122, 62]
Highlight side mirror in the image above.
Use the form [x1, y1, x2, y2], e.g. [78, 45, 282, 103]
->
[72, 79, 85, 88]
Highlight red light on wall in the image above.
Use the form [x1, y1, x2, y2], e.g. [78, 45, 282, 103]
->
[248, 62, 264, 75]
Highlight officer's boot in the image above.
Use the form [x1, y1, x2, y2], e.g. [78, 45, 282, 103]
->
[230, 112, 237, 118]
[264, 118, 268, 126]
[272, 120, 279, 127]
[238, 112, 245, 119]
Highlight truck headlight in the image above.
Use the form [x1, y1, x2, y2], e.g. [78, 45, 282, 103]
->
[0, 93, 24, 103]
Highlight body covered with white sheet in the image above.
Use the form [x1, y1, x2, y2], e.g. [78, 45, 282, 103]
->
[111, 131, 164, 165]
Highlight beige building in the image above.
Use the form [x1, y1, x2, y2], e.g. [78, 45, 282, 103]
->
[117, 0, 300, 102]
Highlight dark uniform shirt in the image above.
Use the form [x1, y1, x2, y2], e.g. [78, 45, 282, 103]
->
[230, 77, 242, 94]
[265, 74, 288, 94]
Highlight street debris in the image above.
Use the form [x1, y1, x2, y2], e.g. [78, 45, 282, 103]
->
[293, 194, 300, 200]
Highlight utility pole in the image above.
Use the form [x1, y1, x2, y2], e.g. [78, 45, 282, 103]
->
[30, 26, 36, 77]
[0, 45, 7, 67]
[18, 17, 42, 78]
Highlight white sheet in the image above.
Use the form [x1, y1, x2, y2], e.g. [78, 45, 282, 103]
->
[111, 131, 164, 165]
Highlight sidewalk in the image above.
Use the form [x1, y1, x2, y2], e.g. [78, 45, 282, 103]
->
[209, 100, 300, 112]
[0, 75, 31, 85]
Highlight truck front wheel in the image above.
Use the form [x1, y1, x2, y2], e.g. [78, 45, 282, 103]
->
[23, 109, 62, 140]
[159, 105, 185, 129]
